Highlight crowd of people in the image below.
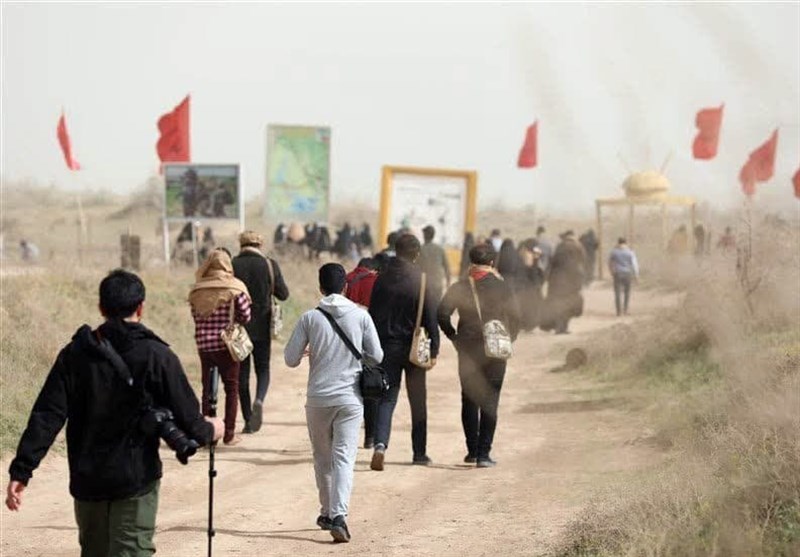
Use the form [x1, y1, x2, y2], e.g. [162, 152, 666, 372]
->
[4, 220, 731, 553]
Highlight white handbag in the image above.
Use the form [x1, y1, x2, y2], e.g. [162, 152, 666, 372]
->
[469, 277, 513, 360]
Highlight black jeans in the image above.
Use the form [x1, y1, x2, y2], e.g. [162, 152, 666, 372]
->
[458, 343, 506, 459]
[363, 398, 377, 442]
[613, 273, 632, 315]
[374, 342, 428, 457]
[238, 338, 271, 423]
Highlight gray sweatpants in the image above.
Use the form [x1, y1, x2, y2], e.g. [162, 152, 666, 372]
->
[305, 404, 363, 519]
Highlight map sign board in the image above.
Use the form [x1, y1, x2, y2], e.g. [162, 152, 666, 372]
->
[265, 125, 331, 223]
[379, 166, 477, 269]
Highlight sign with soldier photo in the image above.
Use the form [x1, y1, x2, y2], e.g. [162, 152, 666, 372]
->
[164, 163, 241, 220]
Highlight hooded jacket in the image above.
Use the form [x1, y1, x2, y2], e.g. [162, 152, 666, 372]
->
[8, 320, 213, 501]
[284, 294, 383, 407]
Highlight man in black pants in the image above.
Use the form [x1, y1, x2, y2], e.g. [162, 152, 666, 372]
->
[6, 269, 223, 555]
[368, 234, 440, 469]
[232, 231, 290, 433]
[438, 244, 520, 467]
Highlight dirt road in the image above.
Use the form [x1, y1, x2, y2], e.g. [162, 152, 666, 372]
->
[1, 284, 678, 557]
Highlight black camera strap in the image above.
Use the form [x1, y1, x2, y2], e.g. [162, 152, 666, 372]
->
[94, 329, 155, 411]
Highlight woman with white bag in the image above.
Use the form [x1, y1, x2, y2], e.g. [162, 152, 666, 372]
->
[438, 243, 520, 468]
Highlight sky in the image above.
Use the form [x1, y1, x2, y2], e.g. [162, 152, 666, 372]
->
[2, 2, 799, 214]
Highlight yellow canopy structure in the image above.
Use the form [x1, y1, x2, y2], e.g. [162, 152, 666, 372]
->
[595, 171, 696, 279]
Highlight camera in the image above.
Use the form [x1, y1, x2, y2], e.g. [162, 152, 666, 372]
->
[140, 408, 199, 465]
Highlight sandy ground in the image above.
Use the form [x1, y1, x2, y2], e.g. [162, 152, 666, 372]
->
[1, 282, 679, 557]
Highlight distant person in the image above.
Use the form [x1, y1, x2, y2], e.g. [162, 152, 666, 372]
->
[189, 249, 252, 445]
[19, 239, 40, 263]
[667, 224, 690, 255]
[540, 231, 586, 334]
[284, 263, 383, 543]
[6, 270, 223, 555]
[368, 234, 440, 469]
[717, 226, 736, 254]
[374, 231, 399, 274]
[198, 227, 215, 262]
[693, 224, 706, 257]
[488, 229, 503, 253]
[608, 237, 639, 316]
[496, 239, 519, 280]
[516, 241, 546, 331]
[459, 232, 475, 279]
[359, 223, 374, 255]
[438, 244, 520, 468]
[535, 226, 553, 274]
[344, 257, 381, 449]
[344, 258, 380, 310]
[417, 225, 451, 303]
[232, 231, 290, 434]
[579, 229, 599, 284]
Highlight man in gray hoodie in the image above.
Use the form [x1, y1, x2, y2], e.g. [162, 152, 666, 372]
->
[284, 263, 383, 543]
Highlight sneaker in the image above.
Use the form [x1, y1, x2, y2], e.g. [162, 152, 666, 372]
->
[316, 515, 332, 531]
[370, 444, 385, 471]
[364, 437, 374, 449]
[250, 401, 263, 433]
[242, 422, 253, 434]
[412, 455, 432, 466]
[330, 515, 351, 543]
[476, 457, 497, 468]
[463, 453, 477, 464]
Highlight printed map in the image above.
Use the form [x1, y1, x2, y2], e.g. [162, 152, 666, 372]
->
[266, 125, 330, 223]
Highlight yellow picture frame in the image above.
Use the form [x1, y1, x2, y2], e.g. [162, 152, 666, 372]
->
[378, 165, 478, 272]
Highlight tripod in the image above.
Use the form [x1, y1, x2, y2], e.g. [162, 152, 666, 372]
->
[207, 366, 219, 557]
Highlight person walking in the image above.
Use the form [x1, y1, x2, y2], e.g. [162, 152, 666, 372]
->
[189, 248, 252, 446]
[417, 225, 451, 303]
[284, 263, 383, 543]
[368, 234, 440, 469]
[232, 231, 290, 434]
[540, 231, 586, 334]
[344, 257, 381, 449]
[608, 237, 639, 316]
[438, 244, 520, 468]
[6, 269, 223, 555]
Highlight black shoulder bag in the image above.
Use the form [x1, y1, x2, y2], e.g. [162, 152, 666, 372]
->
[316, 308, 389, 400]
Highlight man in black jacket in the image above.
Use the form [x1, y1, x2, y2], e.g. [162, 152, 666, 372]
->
[232, 231, 290, 433]
[438, 244, 520, 468]
[368, 234, 440, 469]
[5, 269, 223, 556]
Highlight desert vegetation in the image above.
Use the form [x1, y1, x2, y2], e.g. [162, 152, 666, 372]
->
[554, 220, 800, 556]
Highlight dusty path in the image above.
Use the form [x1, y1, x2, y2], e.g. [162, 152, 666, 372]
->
[1, 283, 678, 557]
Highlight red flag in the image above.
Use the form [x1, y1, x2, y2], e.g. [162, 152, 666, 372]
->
[793, 167, 800, 199]
[739, 129, 778, 196]
[156, 95, 190, 164]
[517, 121, 538, 168]
[56, 112, 81, 171]
[692, 104, 723, 160]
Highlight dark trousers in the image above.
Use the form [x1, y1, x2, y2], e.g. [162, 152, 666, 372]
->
[363, 398, 377, 442]
[74, 481, 159, 557]
[613, 273, 632, 315]
[200, 350, 240, 438]
[458, 344, 506, 459]
[238, 337, 271, 423]
[374, 342, 428, 457]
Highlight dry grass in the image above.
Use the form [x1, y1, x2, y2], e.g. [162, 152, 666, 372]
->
[554, 217, 800, 556]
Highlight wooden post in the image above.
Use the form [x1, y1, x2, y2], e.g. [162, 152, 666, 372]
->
[627, 202, 635, 245]
[596, 200, 603, 280]
[191, 222, 199, 268]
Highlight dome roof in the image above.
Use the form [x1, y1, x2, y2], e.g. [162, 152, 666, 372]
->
[622, 170, 671, 199]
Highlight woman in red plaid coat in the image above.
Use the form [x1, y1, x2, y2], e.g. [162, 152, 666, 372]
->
[189, 249, 252, 445]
